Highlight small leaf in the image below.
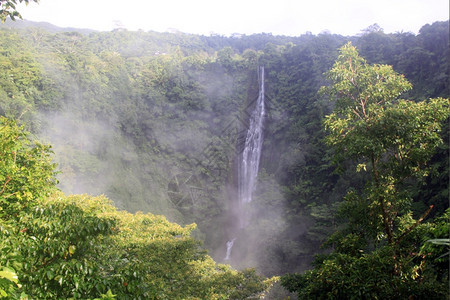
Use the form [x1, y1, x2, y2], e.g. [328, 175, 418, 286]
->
[46, 270, 54, 280]
[68, 245, 76, 256]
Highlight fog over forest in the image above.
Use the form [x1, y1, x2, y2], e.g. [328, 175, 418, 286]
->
[0, 16, 448, 299]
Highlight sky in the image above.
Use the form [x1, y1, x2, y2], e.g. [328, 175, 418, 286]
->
[17, 0, 449, 36]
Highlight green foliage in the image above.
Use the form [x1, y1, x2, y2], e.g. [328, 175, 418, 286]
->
[283, 247, 448, 299]
[0, 118, 273, 298]
[323, 42, 449, 244]
[0, 30, 45, 124]
[0, 0, 38, 22]
[0, 20, 448, 295]
[0, 117, 57, 219]
[92, 195, 276, 299]
[27, 197, 116, 297]
[322, 42, 412, 112]
[1, 193, 275, 299]
[0, 266, 19, 298]
[282, 43, 450, 298]
[419, 210, 450, 271]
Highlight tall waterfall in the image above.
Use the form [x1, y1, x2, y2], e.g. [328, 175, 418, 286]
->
[238, 65, 265, 228]
[225, 66, 265, 260]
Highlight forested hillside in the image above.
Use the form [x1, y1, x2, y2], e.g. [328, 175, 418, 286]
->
[0, 19, 448, 298]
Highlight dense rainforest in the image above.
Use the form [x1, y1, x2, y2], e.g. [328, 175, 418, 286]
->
[0, 15, 448, 299]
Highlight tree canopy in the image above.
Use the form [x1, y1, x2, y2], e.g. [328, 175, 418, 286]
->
[281, 42, 449, 299]
[0, 118, 276, 299]
[0, 19, 448, 298]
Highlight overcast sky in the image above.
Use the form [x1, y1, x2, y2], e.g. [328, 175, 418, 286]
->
[18, 0, 449, 36]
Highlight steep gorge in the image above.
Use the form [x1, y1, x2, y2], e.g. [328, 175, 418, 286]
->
[0, 20, 447, 278]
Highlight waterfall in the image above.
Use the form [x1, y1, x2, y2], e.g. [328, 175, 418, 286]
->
[224, 238, 236, 260]
[224, 66, 265, 261]
[238, 65, 265, 228]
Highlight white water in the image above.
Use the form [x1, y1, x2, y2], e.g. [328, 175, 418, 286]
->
[224, 238, 236, 260]
[238, 66, 265, 228]
[224, 66, 265, 261]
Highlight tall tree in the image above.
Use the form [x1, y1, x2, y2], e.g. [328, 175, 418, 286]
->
[282, 42, 450, 299]
[322, 42, 448, 246]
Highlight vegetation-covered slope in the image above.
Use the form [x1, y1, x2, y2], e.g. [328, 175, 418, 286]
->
[0, 18, 448, 298]
[0, 118, 275, 299]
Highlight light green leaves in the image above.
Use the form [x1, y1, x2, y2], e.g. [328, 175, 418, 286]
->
[0, 266, 19, 299]
[0, 117, 57, 220]
[324, 42, 412, 115]
[323, 43, 449, 183]
[1, 191, 272, 299]
[0, 267, 18, 284]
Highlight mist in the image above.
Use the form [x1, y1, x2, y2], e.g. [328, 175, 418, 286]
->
[1, 21, 362, 281]
[1, 14, 449, 299]
[34, 50, 296, 277]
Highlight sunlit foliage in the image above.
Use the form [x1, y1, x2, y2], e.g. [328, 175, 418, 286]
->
[0, 18, 448, 298]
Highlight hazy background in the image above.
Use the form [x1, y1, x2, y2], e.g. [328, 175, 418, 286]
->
[18, 0, 449, 36]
